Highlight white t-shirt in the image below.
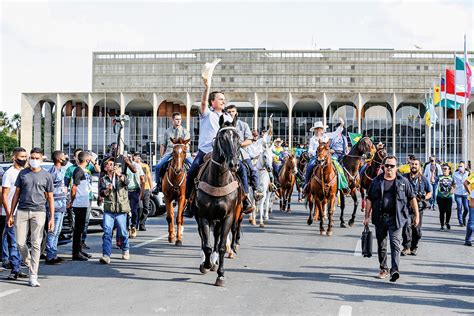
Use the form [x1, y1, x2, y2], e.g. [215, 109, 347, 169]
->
[1, 166, 21, 216]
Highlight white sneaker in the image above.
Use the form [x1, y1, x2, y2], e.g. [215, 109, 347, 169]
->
[122, 250, 130, 260]
[99, 256, 111, 264]
[29, 276, 41, 287]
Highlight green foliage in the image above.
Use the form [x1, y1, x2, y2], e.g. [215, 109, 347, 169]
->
[0, 129, 18, 160]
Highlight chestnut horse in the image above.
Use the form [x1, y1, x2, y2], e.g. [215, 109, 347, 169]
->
[339, 137, 376, 227]
[278, 153, 298, 212]
[306, 140, 338, 236]
[360, 143, 387, 212]
[163, 137, 190, 246]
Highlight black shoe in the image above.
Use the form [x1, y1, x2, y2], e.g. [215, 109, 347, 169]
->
[80, 251, 92, 259]
[56, 257, 66, 263]
[139, 225, 147, 231]
[2, 261, 12, 270]
[17, 271, 28, 278]
[390, 271, 400, 282]
[409, 248, 418, 256]
[8, 272, 19, 280]
[184, 203, 194, 218]
[40, 253, 47, 260]
[465, 241, 472, 246]
[72, 253, 89, 261]
[45, 258, 63, 265]
[446, 223, 451, 230]
[81, 242, 90, 250]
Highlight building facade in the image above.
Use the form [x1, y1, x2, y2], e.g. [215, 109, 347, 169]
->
[21, 48, 474, 163]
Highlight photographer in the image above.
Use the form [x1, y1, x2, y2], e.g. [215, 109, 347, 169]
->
[402, 159, 432, 256]
[99, 157, 131, 264]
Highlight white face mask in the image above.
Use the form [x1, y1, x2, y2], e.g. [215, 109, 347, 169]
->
[29, 159, 41, 168]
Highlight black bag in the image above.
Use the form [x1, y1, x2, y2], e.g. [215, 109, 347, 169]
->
[361, 225, 373, 258]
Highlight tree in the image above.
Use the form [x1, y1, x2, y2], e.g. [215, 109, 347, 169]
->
[0, 129, 18, 161]
[10, 113, 21, 145]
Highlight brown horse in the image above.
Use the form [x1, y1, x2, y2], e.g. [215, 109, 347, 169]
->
[162, 137, 190, 246]
[360, 143, 387, 212]
[306, 140, 338, 236]
[278, 153, 298, 212]
[339, 137, 376, 227]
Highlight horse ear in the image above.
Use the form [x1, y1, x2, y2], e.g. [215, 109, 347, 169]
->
[232, 113, 238, 127]
[219, 114, 225, 128]
[184, 138, 190, 145]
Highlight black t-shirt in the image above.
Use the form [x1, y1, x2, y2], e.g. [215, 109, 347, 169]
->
[382, 179, 396, 216]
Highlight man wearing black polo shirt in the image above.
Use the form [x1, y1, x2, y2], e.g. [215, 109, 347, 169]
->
[364, 155, 419, 282]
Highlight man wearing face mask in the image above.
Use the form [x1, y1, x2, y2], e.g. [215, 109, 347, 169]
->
[453, 161, 469, 227]
[2, 147, 28, 280]
[44, 150, 68, 265]
[10, 147, 54, 287]
[402, 159, 432, 256]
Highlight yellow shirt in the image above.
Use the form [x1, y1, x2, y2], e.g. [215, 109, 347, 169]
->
[467, 172, 474, 198]
[398, 164, 410, 174]
[141, 163, 152, 190]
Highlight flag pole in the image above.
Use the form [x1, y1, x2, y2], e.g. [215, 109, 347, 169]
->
[463, 34, 469, 163]
[444, 66, 448, 163]
[432, 84, 436, 158]
[438, 74, 442, 159]
[454, 51, 458, 165]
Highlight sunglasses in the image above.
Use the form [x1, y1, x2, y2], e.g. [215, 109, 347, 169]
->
[384, 164, 396, 169]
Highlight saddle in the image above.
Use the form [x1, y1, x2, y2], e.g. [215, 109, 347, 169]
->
[193, 152, 240, 197]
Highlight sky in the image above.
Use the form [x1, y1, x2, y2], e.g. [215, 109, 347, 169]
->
[1, 0, 473, 116]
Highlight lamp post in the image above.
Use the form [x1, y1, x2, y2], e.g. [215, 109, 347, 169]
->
[101, 82, 107, 156]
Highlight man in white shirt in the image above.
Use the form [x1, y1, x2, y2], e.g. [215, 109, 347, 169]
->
[2, 147, 28, 280]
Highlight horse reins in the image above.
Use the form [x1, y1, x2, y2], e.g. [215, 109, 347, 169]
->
[167, 143, 187, 190]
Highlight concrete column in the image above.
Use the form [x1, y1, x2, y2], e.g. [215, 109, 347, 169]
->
[55, 94, 62, 151]
[462, 103, 468, 163]
[253, 92, 259, 130]
[288, 92, 293, 149]
[119, 93, 125, 154]
[322, 93, 328, 126]
[426, 124, 431, 162]
[43, 102, 52, 158]
[153, 93, 159, 165]
[87, 94, 93, 151]
[33, 103, 42, 148]
[20, 94, 34, 151]
[357, 93, 363, 134]
[392, 93, 397, 156]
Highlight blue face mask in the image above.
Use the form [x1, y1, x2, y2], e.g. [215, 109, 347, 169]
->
[29, 159, 41, 168]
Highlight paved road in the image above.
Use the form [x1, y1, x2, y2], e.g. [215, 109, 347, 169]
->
[1, 196, 472, 315]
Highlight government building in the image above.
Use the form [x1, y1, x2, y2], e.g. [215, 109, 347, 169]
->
[20, 48, 474, 164]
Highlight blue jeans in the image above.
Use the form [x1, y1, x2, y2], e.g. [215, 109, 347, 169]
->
[304, 157, 317, 187]
[244, 158, 258, 190]
[186, 150, 206, 198]
[465, 207, 474, 243]
[238, 161, 249, 194]
[46, 211, 65, 260]
[454, 194, 469, 225]
[4, 224, 21, 273]
[128, 190, 141, 229]
[102, 212, 129, 256]
[431, 182, 438, 207]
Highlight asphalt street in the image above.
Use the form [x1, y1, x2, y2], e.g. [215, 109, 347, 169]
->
[0, 196, 472, 315]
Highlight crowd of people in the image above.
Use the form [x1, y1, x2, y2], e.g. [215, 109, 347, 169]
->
[0, 79, 473, 287]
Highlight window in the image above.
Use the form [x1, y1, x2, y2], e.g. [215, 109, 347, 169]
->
[329, 65, 333, 70]
[424, 65, 429, 70]
[416, 66, 421, 70]
[350, 77, 355, 83]
[351, 65, 355, 70]
[221, 77, 226, 83]
[230, 77, 234, 83]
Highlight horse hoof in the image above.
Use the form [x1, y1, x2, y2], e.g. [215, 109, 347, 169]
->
[248, 217, 253, 224]
[320, 230, 326, 235]
[327, 231, 333, 236]
[348, 219, 355, 227]
[168, 237, 176, 243]
[259, 223, 265, 228]
[199, 263, 209, 274]
[307, 219, 313, 226]
[175, 240, 183, 246]
[228, 252, 236, 259]
[264, 216, 269, 220]
[210, 264, 218, 272]
[340, 222, 347, 228]
[251, 220, 257, 226]
[215, 276, 225, 287]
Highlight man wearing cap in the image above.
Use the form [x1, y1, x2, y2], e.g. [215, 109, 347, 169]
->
[303, 118, 348, 196]
[271, 138, 285, 182]
[184, 77, 254, 218]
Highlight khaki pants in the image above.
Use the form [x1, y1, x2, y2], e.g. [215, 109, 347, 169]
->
[15, 209, 46, 278]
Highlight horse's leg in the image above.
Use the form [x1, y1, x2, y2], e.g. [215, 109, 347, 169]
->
[360, 188, 366, 213]
[235, 213, 243, 250]
[165, 198, 176, 243]
[198, 217, 212, 274]
[307, 192, 313, 226]
[215, 216, 233, 287]
[339, 193, 347, 228]
[210, 221, 221, 271]
[175, 195, 185, 246]
[259, 191, 266, 227]
[286, 182, 294, 212]
[279, 188, 283, 211]
[327, 195, 336, 236]
[349, 191, 358, 227]
[318, 202, 326, 235]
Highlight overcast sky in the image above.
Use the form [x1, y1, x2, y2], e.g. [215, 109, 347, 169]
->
[1, 0, 472, 116]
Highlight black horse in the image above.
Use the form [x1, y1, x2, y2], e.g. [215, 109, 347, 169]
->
[339, 137, 375, 227]
[192, 114, 242, 287]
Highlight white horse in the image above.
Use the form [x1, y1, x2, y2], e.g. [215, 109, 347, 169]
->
[250, 134, 274, 228]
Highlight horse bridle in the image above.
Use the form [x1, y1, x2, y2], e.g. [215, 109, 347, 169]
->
[363, 148, 386, 181]
[211, 126, 240, 171]
[167, 143, 187, 189]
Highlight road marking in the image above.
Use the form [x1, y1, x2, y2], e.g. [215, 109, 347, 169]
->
[354, 239, 362, 256]
[338, 305, 352, 316]
[0, 289, 21, 298]
[133, 234, 168, 248]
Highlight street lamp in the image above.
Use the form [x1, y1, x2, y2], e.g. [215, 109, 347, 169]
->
[265, 80, 269, 123]
[101, 82, 107, 156]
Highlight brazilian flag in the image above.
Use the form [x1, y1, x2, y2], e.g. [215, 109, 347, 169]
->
[348, 132, 363, 146]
